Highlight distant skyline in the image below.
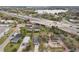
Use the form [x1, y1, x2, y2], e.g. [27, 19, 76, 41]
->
[0, 6, 79, 10]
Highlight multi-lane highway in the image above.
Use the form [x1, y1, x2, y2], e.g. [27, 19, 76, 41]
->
[0, 11, 79, 36]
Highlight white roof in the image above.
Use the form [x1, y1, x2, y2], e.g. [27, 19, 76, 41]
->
[0, 20, 14, 23]
[23, 36, 30, 43]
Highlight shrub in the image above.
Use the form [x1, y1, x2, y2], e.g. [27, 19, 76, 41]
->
[12, 48, 17, 52]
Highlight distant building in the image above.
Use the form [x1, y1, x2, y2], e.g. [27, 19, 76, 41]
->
[69, 19, 79, 23]
[0, 20, 14, 24]
[35, 10, 68, 14]
[26, 21, 40, 32]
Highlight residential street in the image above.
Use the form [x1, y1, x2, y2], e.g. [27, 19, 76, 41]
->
[0, 28, 16, 52]
[34, 45, 39, 52]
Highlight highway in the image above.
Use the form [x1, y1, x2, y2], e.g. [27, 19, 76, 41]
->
[0, 11, 79, 36]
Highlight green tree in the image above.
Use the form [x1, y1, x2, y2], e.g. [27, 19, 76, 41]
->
[20, 27, 27, 37]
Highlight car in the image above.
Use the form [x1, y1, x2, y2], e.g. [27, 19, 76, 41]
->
[70, 26, 72, 27]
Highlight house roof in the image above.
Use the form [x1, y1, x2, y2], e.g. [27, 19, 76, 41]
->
[11, 34, 21, 43]
[23, 36, 30, 43]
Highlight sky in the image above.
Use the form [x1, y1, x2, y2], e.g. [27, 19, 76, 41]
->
[0, 0, 79, 6]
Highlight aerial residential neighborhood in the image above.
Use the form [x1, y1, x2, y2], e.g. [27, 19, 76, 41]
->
[0, 6, 79, 52]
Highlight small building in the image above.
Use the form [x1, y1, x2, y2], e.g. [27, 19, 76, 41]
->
[0, 20, 14, 24]
[49, 41, 62, 48]
[17, 36, 30, 52]
[21, 36, 30, 48]
[48, 35, 64, 48]
[26, 21, 40, 32]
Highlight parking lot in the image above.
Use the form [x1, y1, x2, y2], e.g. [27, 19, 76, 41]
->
[0, 25, 10, 38]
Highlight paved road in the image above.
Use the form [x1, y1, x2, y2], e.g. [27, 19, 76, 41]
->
[0, 28, 16, 52]
[17, 41, 25, 52]
[0, 38, 10, 52]
[0, 11, 79, 36]
[34, 45, 39, 52]
[58, 39, 70, 52]
[17, 44, 24, 52]
[0, 32, 14, 52]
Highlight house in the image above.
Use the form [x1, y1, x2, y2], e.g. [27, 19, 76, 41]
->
[26, 21, 40, 32]
[0, 20, 14, 24]
[17, 36, 30, 52]
[33, 36, 40, 45]
[21, 36, 30, 48]
[10, 33, 21, 43]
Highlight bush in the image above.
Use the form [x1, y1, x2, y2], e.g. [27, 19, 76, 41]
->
[22, 45, 31, 52]
[10, 44, 13, 47]
[12, 48, 17, 52]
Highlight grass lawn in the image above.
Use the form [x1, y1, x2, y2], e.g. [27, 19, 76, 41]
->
[26, 25, 49, 36]
[48, 47, 65, 52]
[22, 39, 34, 52]
[26, 31, 40, 36]
[0, 29, 13, 45]
[4, 37, 23, 52]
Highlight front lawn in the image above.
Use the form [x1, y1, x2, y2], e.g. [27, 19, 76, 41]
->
[4, 37, 23, 52]
[0, 29, 13, 45]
